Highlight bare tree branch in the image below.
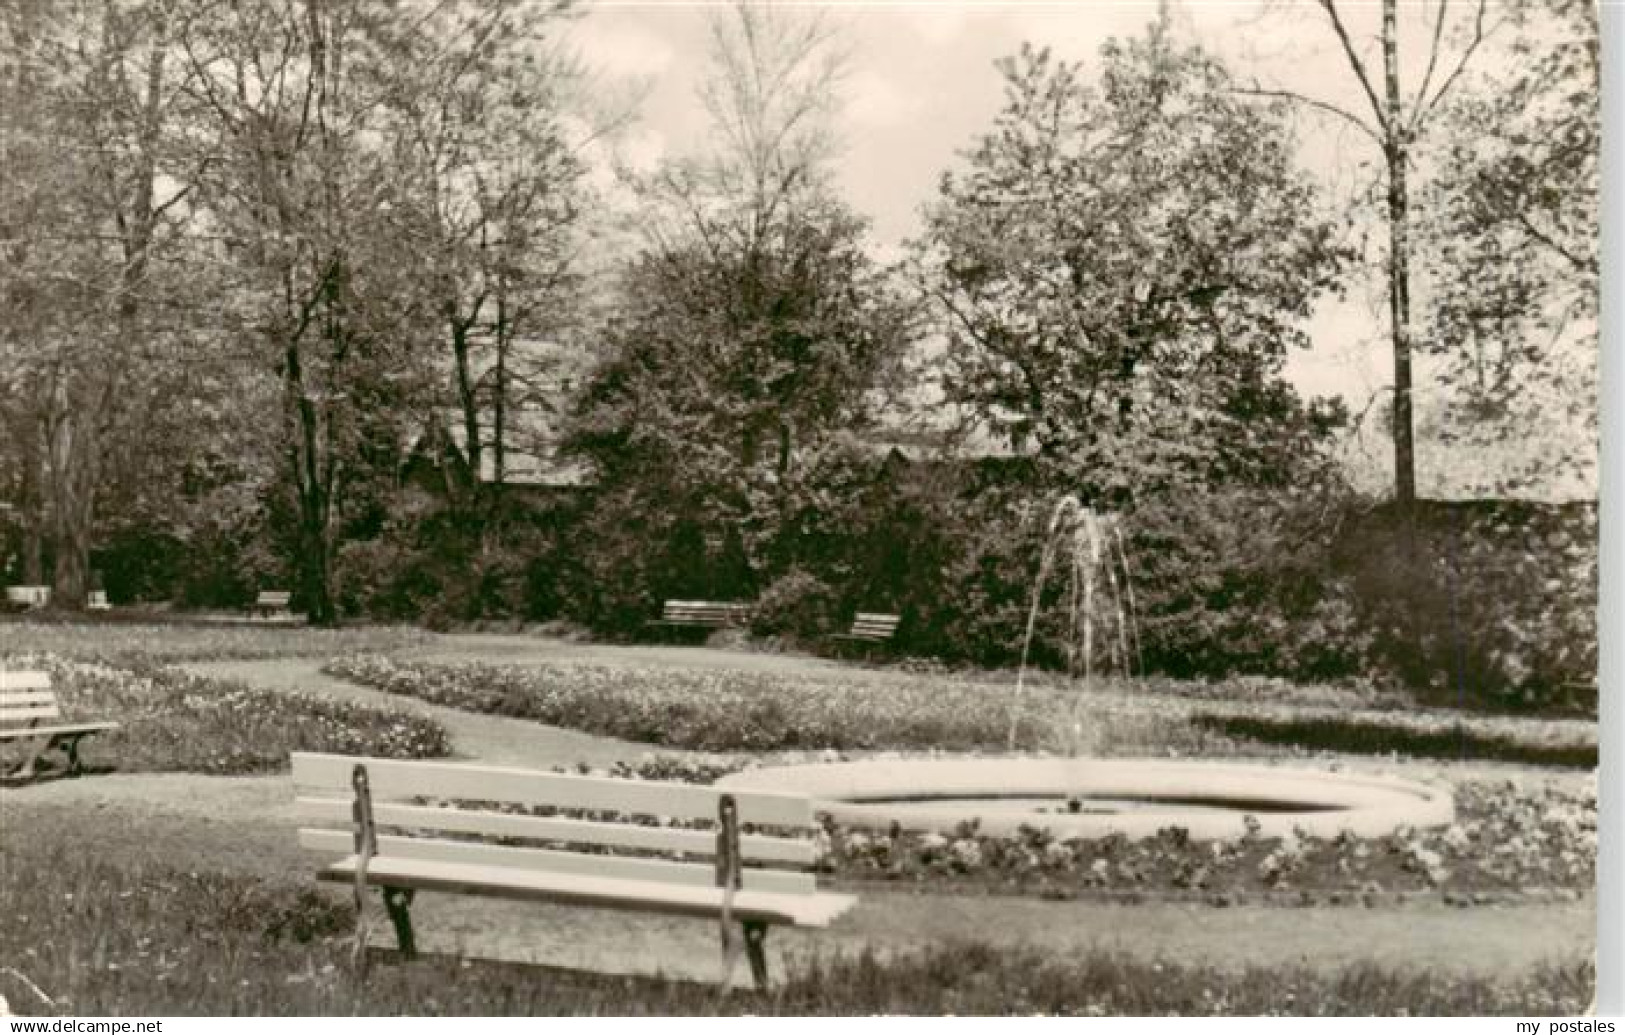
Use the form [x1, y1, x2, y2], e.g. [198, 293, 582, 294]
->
[1315, 0, 1390, 133]
[1233, 84, 1381, 143]
[1417, 0, 1493, 127]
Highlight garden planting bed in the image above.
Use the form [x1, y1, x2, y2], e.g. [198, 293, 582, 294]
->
[0, 653, 449, 775]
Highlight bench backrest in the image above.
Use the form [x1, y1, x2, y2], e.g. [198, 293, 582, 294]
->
[5, 586, 50, 607]
[291, 753, 822, 895]
[848, 612, 901, 640]
[0, 671, 59, 730]
[660, 600, 749, 626]
[256, 591, 292, 608]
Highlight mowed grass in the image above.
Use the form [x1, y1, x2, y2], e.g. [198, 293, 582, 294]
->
[1, 654, 449, 776]
[0, 619, 429, 664]
[0, 830, 1592, 1017]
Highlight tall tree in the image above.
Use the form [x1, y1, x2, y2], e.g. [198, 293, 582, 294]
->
[0, 0, 211, 606]
[1246, 0, 1507, 505]
[923, 30, 1347, 504]
[178, 0, 439, 623]
[573, 2, 914, 593]
[1419, 0, 1599, 495]
[387, 0, 587, 505]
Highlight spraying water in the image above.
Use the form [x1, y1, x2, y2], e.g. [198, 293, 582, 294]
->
[1005, 495, 1140, 754]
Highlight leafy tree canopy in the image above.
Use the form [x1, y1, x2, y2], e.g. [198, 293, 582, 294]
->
[922, 28, 1350, 504]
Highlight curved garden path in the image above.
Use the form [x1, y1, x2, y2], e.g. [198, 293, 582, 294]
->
[185, 656, 654, 770]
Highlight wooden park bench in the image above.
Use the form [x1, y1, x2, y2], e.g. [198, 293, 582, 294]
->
[4, 585, 50, 610]
[87, 590, 110, 611]
[0, 670, 119, 780]
[251, 590, 293, 618]
[647, 599, 751, 640]
[830, 612, 901, 655]
[291, 752, 855, 990]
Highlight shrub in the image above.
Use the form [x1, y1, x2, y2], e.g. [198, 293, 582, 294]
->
[1128, 488, 1370, 684]
[749, 568, 841, 640]
[1333, 501, 1597, 713]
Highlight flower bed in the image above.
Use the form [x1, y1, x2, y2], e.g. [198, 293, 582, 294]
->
[1, 654, 449, 775]
[817, 776, 1596, 904]
[321, 654, 1251, 755]
[324, 654, 1596, 767]
[482, 753, 1594, 906]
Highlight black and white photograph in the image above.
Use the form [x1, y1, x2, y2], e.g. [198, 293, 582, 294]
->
[0, 0, 1612, 1020]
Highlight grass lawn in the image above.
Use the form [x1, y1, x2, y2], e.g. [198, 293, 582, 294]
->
[0, 624, 1601, 1015]
[0, 619, 429, 664]
[0, 818, 1592, 1016]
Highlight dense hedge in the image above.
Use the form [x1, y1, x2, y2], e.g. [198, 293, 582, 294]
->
[54, 443, 1596, 715]
[1330, 500, 1597, 714]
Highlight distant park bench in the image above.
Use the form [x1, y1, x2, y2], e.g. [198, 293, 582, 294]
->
[0, 670, 119, 780]
[88, 590, 110, 611]
[648, 600, 751, 640]
[830, 612, 901, 654]
[251, 591, 293, 618]
[4, 585, 49, 610]
[292, 752, 856, 990]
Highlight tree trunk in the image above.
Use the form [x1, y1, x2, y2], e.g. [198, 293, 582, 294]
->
[492, 287, 508, 490]
[285, 333, 338, 627]
[19, 448, 44, 585]
[451, 315, 482, 496]
[46, 409, 96, 609]
[1382, 0, 1416, 508]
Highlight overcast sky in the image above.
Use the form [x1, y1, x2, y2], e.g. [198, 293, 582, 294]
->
[557, 1, 1598, 498]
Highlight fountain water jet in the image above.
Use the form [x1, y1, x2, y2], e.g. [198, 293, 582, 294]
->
[721, 495, 1453, 840]
[1006, 496, 1137, 755]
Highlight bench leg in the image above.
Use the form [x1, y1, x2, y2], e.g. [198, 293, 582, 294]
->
[9, 736, 55, 780]
[380, 887, 417, 958]
[56, 734, 84, 776]
[741, 920, 770, 991]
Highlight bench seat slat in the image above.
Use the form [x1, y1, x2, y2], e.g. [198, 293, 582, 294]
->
[0, 705, 61, 723]
[0, 720, 120, 741]
[657, 601, 749, 626]
[316, 855, 855, 928]
[297, 797, 816, 866]
[0, 672, 52, 692]
[834, 613, 900, 644]
[0, 691, 60, 708]
[299, 829, 815, 895]
[292, 753, 813, 828]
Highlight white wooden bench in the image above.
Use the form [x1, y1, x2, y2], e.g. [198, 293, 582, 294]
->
[291, 753, 856, 990]
[833, 612, 900, 644]
[252, 590, 293, 618]
[648, 600, 751, 639]
[830, 612, 901, 653]
[0, 670, 119, 780]
[4, 585, 50, 609]
[88, 590, 110, 611]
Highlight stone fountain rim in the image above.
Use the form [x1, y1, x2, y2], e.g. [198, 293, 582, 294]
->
[716, 757, 1456, 839]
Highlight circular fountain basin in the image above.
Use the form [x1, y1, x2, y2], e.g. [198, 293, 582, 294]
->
[718, 758, 1454, 839]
